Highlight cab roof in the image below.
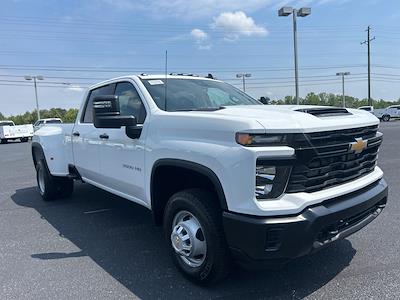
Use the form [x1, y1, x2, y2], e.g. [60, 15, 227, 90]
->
[89, 74, 220, 89]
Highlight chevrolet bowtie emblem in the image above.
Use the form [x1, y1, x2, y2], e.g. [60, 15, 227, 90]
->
[350, 138, 368, 154]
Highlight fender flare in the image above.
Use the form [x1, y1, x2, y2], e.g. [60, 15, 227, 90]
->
[150, 158, 228, 211]
[31, 142, 46, 167]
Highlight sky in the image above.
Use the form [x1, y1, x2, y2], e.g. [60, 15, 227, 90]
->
[0, 0, 399, 116]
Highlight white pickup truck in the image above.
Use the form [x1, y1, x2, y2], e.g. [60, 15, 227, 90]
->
[0, 120, 34, 143]
[373, 105, 400, 122]
[32, 74, 388, 284]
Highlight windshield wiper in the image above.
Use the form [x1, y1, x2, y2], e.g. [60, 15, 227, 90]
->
[173, 106, 226, 112]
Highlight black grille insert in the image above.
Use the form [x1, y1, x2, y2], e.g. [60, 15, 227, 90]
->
[286, 125, 381, 193]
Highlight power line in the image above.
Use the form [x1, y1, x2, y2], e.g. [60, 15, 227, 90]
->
[1, 15, 398, 32]
[0, 77, 397, 90]
[0, 63, 372, 73]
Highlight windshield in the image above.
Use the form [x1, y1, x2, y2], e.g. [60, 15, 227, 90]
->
[0, 121, 14, 126]
[359, 107, 371, 111]
[46, 119, 62, 124]
[141, 78, 260, 111]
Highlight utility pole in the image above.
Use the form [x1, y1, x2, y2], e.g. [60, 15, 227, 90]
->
[336, 72, 350, 107]
[361, 26, 375, 107]
[24, 75, 44, 121]
[278, 6, 311, 105]
[236, 73, 252, 92]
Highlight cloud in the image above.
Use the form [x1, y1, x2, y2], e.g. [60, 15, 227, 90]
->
[211, 11, 268, 41]
[190, 29, 208, 42]
[190, 28, 212, 49]
[165, 29, 212, 50]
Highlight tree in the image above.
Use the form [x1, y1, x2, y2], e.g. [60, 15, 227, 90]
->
[303, 92, 320, 105]
[3, 107, 79, 125]
[64, 109, 79, 123]
[284, 95, 294, 104]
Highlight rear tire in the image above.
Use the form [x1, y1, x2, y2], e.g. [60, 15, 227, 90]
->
[20, 137, 29, 142]
[382, 115, 390, 122]
[36, 159, 58, 201]
[163, 189, 230, 285]
[1, 139, 7, 144]
[36, 159, 74, 201]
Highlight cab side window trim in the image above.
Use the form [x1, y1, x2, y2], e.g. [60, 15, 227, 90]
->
[81, 83, 116, 123]
[115, 81, 147, 125]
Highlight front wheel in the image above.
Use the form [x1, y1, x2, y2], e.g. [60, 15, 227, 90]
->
[382, 115, 390, 122]
[163, 189, 230, 284]
[1, 139, 7, 144]
[20, 137, 29, 142]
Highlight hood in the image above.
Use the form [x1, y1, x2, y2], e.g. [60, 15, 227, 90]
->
[205, 105, 380, 133]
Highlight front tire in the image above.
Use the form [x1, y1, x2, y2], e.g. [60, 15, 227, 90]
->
[163, 189, 230, 284]
[382, 115, 390, 122]
[1, 139, 7, 144]
[20, 137, 29, 142]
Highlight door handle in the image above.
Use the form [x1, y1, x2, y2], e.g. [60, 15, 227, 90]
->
[99, 133, 109, 139]
[72, 131, 80, 137]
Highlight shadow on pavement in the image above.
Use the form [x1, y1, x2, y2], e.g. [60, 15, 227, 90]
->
[12, 184, 356, 299]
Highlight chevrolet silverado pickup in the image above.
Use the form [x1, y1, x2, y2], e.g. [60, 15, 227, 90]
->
[32, 74, 388, 284]
[0, 120, 33, 143]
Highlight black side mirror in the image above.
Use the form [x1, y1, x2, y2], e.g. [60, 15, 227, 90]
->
[93, 95, 137, 128]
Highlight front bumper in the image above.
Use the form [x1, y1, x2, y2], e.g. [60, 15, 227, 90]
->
[223, 178, 388, 268]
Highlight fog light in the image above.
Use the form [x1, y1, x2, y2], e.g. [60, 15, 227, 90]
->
[256, 166, 276, 198]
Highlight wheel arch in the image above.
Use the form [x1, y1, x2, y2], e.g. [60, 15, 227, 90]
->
[31, 142, 46, 167]
[150, 159, 228, 226]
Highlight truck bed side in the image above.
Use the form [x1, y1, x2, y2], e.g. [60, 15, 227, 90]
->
[32, 124, 74, 176]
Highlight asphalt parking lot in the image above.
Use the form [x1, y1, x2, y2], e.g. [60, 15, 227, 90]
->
[0, 121, 399, 300]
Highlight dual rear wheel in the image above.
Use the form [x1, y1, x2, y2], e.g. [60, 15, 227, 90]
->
[36, 159, 74, 201]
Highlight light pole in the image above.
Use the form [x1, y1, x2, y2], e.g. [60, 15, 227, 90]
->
[24, 75, 44, 121]
[278, 6, 311, 105]
[236, 73, 251, 92]
[336, 72, 350, 107]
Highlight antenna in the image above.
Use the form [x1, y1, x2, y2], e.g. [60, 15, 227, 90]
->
[164, 50, 168, 111]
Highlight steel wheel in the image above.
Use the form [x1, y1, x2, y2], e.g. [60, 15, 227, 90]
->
[171, 210, 207, 268]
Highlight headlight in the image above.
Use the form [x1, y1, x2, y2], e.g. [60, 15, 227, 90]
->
[255, 161, 292, 200]
[236, 133, 288, 146]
